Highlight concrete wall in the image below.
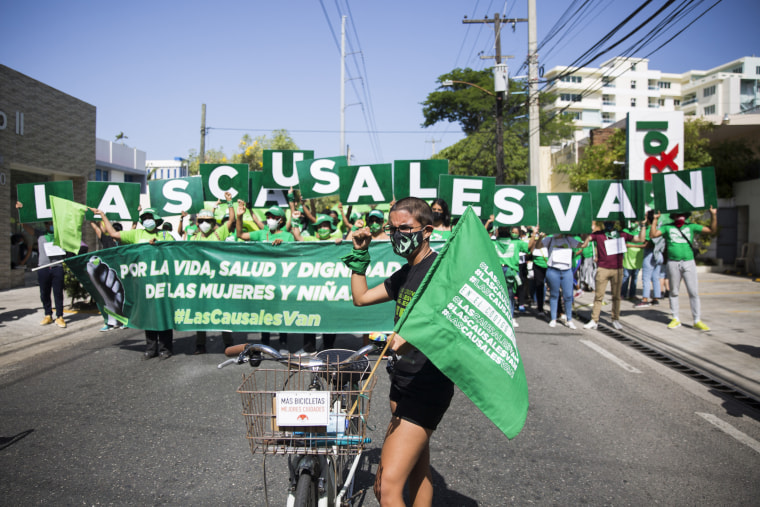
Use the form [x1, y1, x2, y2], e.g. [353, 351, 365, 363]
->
[1, 65, 96, 290]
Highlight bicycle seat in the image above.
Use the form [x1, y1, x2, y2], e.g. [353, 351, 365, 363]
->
[315, 348, 369, 372]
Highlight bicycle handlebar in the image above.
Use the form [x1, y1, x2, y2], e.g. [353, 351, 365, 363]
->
[217, 343, 377, 369]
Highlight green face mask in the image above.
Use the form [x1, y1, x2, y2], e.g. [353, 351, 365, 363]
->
[369, 222, 382, 234]
[317, 227, 332, 240]
[510, 233, 519, 239]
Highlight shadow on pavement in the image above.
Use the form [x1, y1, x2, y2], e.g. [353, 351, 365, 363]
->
[0, 429, 34, 451]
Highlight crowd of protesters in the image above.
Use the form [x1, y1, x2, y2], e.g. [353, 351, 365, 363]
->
[17, 189, 718, 362]
[487, 206, 718, 333]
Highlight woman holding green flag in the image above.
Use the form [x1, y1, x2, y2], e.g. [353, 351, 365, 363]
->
[343, 196, 452, 507]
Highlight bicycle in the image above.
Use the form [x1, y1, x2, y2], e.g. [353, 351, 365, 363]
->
[219, 343, 379, 506]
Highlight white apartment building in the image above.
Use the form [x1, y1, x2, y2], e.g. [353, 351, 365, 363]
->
[145, 159, 190, 180]
[544, 56, 760, 141]
[95, 138, 147, 191]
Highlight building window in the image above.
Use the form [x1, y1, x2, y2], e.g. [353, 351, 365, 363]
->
[565, 111, 581, 120]
[659, 99, 665, 106]
[602, 112, 614, 123]
[704, 105, 716, 115]
[95, 168, 109, 181]
[124, 174, 136, 183]
[703, 85, 716, 97]
[631, 80, 637, 89]
[731, 65, 743, 74]
[560, 93, 582, 102]
[757, 66, 760, 75]
[631, 98, 637, 107]
[631, 63, 637, 71]
[658, 81, 671, 89]
[560, 75, 582, 83]
[602, 76, 614, 87]
[602, 94, 615, 106]
[674, 99, 681, 106]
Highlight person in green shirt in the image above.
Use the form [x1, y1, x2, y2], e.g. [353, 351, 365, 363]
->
[492, 226, 536, 324]
[92, 207, 176, 360]
[237, 202, 294, 352]
[650, 207, 717, 331]
[292, 214, 342, 352]
[621, 221, 647, 301]
[189, 206, 237, 353]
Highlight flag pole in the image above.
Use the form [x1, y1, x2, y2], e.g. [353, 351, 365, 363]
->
[346, 332, 395, 419]
[32, 259, 66, 271]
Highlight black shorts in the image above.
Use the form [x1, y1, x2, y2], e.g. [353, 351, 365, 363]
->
[389, 382, 454, 431]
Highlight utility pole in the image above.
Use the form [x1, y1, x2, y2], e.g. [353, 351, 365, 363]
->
[200, 103, 206, 164]
[463, 12, 527, 184]
[340, 15, 346, 156]
[528, 0, 541, 191]
[426, 138, 442, 157]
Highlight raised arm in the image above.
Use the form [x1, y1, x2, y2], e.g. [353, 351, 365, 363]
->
[649, 211, 662, 238]
[235, 200, 251, 241]
[348, 228, 391, 306]
[702, 206, 718, 234]
[90, 209, 122, 240]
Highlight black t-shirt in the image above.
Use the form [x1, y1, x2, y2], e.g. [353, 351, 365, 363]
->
[383, 252, 454, 399]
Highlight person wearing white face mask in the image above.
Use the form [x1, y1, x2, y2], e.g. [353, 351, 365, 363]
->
[189, 206, 237, 353]
[236, 201, 295, 353]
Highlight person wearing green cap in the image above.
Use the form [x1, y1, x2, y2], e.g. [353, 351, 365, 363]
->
[91, 206, 176, 360]
[236, 200, 293, 352]
[292, 213, 342, 352]
[189, 200, 237, 353]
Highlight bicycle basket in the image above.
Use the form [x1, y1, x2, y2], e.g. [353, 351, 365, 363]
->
[238, 361, 377, 457]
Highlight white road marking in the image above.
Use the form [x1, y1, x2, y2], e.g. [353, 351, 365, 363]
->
[580, 339, 642, 373]
[697, 412, 760, 454]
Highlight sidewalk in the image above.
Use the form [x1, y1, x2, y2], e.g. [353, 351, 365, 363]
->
[0, 280, 104, 374]
[572, 270, 760, 401]
[2, 270, 759, 401]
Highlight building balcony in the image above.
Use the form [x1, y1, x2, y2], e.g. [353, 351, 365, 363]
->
[602, 100, 616, 106]
[681, 97, 698, 106]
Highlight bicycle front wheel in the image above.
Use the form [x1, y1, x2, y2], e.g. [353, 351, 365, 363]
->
[293, 472, 318, 507]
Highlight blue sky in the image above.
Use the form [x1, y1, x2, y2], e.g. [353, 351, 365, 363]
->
[2, 0, 758, 166]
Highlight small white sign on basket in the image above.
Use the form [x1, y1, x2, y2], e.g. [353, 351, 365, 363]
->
[276, 391, 330, 426]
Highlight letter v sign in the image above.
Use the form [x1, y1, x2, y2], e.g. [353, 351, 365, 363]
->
[546, 194, 582, 230]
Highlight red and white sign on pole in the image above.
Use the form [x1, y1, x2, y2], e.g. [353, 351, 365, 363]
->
[626, 111, 684, 181]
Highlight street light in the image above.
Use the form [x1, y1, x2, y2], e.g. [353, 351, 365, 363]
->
[441, 74, 506, 184]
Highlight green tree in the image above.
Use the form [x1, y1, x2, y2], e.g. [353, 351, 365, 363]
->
[186, 148, 229, 175]
[683, 118, 713, 169]
[423, 68, 575, 183]
[557, 129, 627, 191]
[708, 139, 759, 198]
[233, 129, 299, 171]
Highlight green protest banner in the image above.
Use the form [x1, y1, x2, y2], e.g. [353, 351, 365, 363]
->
[263, 150, 314, 189]
[16, 181, 75, 223]
[65, 241, 400, 333]
[394, 206, 528, 438]
[148, 177, 205, 217]
[538, 193, 592, 234]
[339, 163, 393, 204]
[393, 159, 449, 200]
[438, 174, 495, 219]
[86, 181, 141, 221]
[588, 179, 647, 221]
[200, 163, 249, 203]
[296, 156, 348, 199]
[493, 185, 538, 226]
[652, 166, 717, 214]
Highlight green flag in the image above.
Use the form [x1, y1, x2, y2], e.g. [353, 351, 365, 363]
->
[50, 195, 88, 254]
[393, 206, 529, 438]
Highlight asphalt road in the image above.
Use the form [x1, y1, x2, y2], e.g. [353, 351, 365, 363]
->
[1, 316, 759, 506]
